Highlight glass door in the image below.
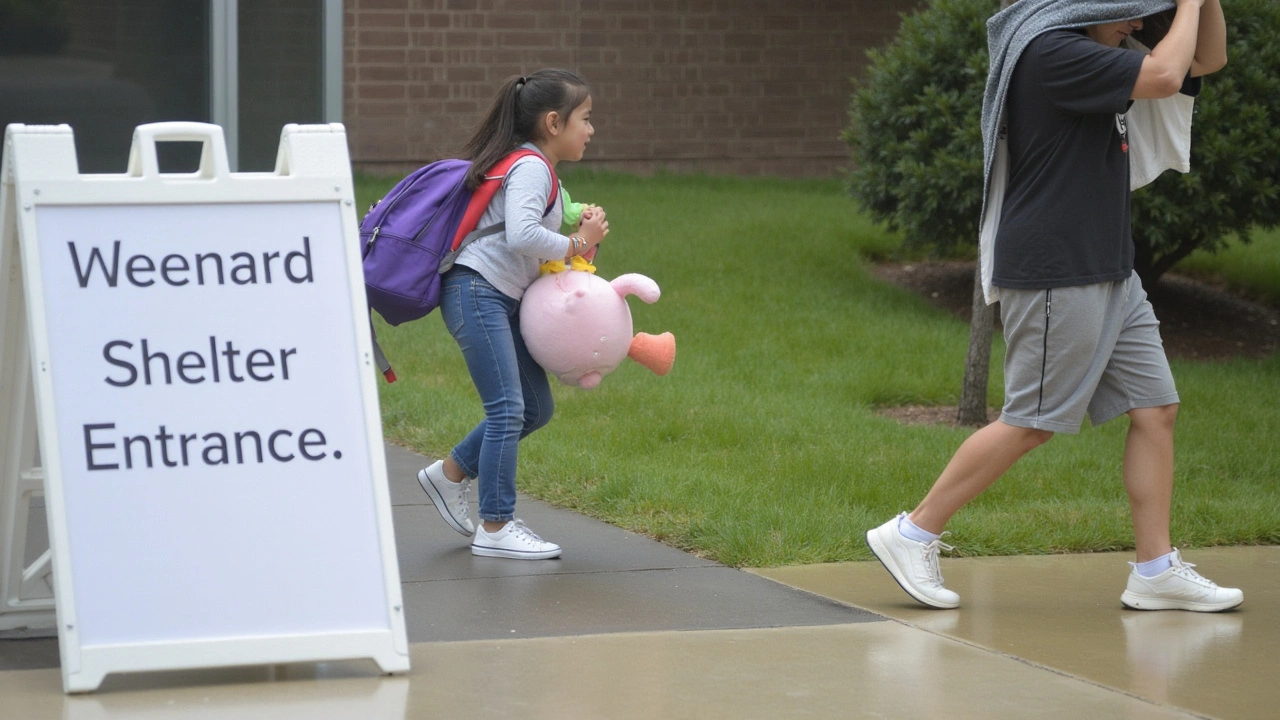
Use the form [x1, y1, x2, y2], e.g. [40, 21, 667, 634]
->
[0, 0, 341, 173]
[0, 0, 210, 173]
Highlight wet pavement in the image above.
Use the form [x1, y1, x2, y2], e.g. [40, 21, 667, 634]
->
[0, 443, 1272, 719]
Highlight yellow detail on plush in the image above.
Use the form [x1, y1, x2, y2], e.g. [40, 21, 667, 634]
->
[538, 255, 597, 275]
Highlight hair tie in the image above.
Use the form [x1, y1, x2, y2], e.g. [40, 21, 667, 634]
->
[516, 76, 527, 90]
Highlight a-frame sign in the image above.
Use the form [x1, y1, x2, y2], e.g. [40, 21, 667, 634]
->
[0, 122, 409, 692]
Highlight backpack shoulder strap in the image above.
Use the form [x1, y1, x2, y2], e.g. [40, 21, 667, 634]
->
[449, 149, 559, 251]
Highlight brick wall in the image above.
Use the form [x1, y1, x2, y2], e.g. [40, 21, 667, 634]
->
[345, 0, 920, 178]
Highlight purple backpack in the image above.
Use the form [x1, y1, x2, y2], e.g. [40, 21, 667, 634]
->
[359, 150, 558, 327]
[359, 150, 558, 381]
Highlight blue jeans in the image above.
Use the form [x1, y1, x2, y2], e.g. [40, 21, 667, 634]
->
[439, 266, 554, 521]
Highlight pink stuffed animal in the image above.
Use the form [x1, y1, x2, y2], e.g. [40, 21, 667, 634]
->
[520, 269, 675, 389]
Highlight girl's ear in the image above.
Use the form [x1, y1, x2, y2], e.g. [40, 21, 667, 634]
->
[543, 110, 563, 138]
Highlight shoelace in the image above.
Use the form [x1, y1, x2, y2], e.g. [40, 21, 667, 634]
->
[458, 479, 471, 511]
[1169, 560, 1217, 588]
[509, 519, 546, 545]
[920, 534, 955, 588]
[440, 477, 469, 512]
[1127, 554, 1222, 593]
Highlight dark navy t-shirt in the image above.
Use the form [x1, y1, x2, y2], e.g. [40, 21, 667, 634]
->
[992, 29, 1145, 290]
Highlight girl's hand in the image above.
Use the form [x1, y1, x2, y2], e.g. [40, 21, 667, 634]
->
[578, 206, 609, 248]
[578, 204, 601, 226]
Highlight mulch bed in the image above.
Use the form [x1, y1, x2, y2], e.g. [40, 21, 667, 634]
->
[871, 261, 1280, 426]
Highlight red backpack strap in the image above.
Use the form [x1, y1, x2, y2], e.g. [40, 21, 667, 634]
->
[450, 149, 559, 251]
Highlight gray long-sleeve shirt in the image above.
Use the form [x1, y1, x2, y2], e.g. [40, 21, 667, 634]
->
[453, 143, 566, 299]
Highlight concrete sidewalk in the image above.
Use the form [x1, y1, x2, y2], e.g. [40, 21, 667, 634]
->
[0, 443, 1272, 719]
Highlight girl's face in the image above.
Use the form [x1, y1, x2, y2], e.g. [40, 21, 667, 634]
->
[544, 96, 594, 164]
[1086, 17, 1143, 47]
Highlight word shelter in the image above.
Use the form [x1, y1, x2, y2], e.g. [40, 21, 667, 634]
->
[103, 336, 297, 387]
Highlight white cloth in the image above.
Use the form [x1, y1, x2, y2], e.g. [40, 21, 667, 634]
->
[1124, 37, 1196, 190]
[1127, 93, 1195, 190]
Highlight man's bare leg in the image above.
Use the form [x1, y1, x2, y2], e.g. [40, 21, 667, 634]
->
[909, 420, 1054, 534]
[1123, 404, 1177, 562]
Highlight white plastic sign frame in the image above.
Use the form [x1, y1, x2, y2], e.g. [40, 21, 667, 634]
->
[0, 122, 409, 692]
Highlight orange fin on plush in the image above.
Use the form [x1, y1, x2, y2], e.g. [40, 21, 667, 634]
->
[628, 332, 676, 376]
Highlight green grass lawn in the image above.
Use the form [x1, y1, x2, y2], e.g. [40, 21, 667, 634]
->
[356, 171, 1280, 568]
[1176, 226, 1280, 305]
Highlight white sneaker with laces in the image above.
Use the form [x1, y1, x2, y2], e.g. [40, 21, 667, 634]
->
[1120, 548, 1243, 612]
[866, 512, 960, 609]
[471, 519, 561, 560]
[417, 460, 474, 536]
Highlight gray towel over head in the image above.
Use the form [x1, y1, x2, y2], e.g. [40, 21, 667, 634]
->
[979, 0, 1176, 228]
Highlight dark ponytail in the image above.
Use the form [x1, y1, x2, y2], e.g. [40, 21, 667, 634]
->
[460, 68, 592, 190]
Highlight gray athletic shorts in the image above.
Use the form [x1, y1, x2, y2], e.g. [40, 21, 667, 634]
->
[998, 271, 1179, 434]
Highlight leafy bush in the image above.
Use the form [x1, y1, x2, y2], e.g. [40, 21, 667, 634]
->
[1132, 0, 1280, 283]
[843, 0, 998, 256]
[844, 0, 1280, 285]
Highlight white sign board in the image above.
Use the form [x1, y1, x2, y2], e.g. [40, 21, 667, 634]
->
[0, 122, 409, 692]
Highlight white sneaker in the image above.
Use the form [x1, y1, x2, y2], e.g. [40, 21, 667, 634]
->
[1120, 548, 1243, 612]
[471, 519, 561, 560]
[866, 512, 960, 609]
[417, 461, 474, 537]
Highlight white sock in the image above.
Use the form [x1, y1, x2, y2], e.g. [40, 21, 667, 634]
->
[1135, 552, 1174, 578]
[898, 515, 940, 544]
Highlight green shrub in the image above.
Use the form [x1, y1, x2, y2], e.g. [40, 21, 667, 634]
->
[1132, 0, 1280, 282]
[845, 0, 1280, 284]
[843, 0, 998, 256]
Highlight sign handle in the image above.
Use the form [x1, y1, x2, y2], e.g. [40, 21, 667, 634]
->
[125, 122, 231, 181]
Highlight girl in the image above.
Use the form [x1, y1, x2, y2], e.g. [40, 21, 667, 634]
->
[417, 69, 608, 559]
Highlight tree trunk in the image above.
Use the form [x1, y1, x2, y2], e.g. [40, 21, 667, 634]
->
[956, 262, 995, 427]
[1143, 235, 1204, 290]
[1134, 227, 1205, 290]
